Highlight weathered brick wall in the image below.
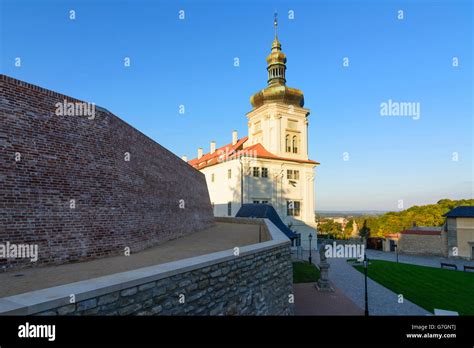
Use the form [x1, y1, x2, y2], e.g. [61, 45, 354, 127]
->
[35, 244, 294, 316]
[0, 74, 214, 270]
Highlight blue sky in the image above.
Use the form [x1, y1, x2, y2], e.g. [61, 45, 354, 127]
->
[1, 0, 472, 211]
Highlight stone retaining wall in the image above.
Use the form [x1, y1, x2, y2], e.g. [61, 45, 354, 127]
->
[38, 244, 292, 316]
[0, 219, 294, 316]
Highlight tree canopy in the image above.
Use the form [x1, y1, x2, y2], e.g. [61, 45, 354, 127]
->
[353, 199, 473, 237]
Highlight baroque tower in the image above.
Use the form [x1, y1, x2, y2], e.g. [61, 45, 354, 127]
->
[188, 15, 318, 247]
[245, 15, 310, 163]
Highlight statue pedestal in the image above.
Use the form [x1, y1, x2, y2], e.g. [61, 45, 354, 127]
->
[315, 260, 334, 292]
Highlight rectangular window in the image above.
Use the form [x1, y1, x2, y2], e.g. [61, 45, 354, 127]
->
[227, 202, 232, 216]
[287, 170, 299, 180]
[228, 169, 232, 179]
[261, 167, 268, 178]
[253, 167, 260, 177]
[253, 200, 260, 204]
[287, 201, 301, 216]
[261, 200, 269, 204]
[211, 173, 215, 182]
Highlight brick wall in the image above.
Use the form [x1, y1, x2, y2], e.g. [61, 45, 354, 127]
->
[0, 74, 214, 270]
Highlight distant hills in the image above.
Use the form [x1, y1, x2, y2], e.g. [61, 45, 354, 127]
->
[350, 199, 474, 237]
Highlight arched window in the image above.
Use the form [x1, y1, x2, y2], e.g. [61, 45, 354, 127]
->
[285, 135, 291, 152]
[292, 136, 298, 154]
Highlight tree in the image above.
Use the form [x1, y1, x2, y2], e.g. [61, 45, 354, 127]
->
[318, 220, 343, 238]
[359, 220, 371, 238]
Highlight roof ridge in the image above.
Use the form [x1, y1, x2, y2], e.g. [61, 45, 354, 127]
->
[189, 139, 319, 170]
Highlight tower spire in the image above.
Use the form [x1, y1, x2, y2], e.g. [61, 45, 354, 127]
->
[249, 13, 304, 108]
[267, 13, 285, 86]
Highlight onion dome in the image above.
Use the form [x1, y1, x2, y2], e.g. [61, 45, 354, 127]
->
[250, 14, 304, 108]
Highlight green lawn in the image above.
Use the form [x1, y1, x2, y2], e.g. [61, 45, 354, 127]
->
[293, 261, 320, 283]
[353, 260, 474, 315]
[346, 258, 360, 263]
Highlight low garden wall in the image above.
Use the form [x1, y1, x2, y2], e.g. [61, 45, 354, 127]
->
[399, 233, 448, 257]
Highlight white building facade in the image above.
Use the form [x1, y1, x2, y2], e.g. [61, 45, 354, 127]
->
[187, 22, 319, 247]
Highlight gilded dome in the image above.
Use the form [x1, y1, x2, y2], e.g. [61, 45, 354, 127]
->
[250, 22, 304, 109]
[250, 85, 304, 108]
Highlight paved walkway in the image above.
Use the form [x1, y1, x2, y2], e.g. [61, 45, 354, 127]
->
[366, 249, 474, 270]
[293, 283, 363, 315]
[294, 250, 431, 316]
[0, 222, 261, 297]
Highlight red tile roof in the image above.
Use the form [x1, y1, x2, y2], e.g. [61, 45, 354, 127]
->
[244, 143, 319, 165]
[188, 137, 248, 169]
[400, 229, 442, 236]
[385, 233, 400, 239]
[188, 137, 319, 170]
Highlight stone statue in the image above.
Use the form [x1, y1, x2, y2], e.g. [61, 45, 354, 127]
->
[319, 241, 327, 262]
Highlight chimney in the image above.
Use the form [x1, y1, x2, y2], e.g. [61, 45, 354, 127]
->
[181, 155, 187, 161]
[232, 130, 238, 145]
[210, 141, 216, 154]
[197, 148, 203, 159]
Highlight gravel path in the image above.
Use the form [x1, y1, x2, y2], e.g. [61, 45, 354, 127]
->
[365, 249, 474, 270]
[296, 250, 431, 316]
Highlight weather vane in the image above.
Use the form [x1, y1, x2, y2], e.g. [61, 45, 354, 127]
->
[274, 12, 278, 38]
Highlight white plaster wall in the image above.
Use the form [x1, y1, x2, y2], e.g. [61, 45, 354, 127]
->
[201, 158, 316, 244]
